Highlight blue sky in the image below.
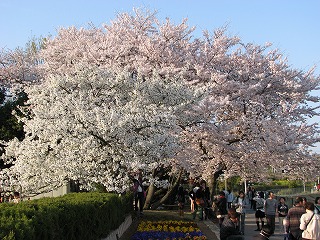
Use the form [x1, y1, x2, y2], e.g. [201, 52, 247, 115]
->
[1, 0, 320, 152]
[1, 0, 320, 75]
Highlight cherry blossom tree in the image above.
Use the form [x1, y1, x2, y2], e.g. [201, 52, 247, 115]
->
[0, 37, 45, 150]
[1, 9, 320, 199]
[2, 64, 203, 194]
[0, 40, 43, 179]
[0, 37, 44, 85]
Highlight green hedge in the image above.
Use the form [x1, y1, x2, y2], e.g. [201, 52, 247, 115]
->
[0, 192, 133, 240]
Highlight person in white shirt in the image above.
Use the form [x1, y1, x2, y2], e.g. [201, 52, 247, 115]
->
[300, 202, 320, 240]
[233, 190, 250, 234]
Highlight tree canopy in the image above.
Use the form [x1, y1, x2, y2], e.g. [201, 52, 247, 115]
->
[1, 9, 320, 195]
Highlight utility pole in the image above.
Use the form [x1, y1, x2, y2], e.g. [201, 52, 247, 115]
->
[225, 177, 227, 191]
[244, 178, 247, 193]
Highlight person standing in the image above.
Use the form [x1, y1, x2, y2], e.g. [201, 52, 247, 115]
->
[300, 202, 320, 240]
[264, 191, 278, 235]
[285, 196, 306, 240]
[200, 180, 211, 220]
[253, 191, 266, 231]
[191, 183, 205, 220]
[251, 187, 257, 210]
[302, 197, 307, 208]
[188, 184, 197, 214]
[131, 169, 145, 215]
[233, 190, 250, 234]
[278, 197, 289, 233]
[247, 187, 254, 209]
[215, 191, 228, 227]
[177, 185, 185, 217]
[227, 189, 234, 209]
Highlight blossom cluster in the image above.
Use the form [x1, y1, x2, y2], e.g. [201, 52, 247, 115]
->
[131, 220, 207, 240]
[1, 9, 320, 195]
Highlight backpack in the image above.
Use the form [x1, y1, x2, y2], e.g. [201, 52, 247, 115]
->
[256, 198, 264, 209]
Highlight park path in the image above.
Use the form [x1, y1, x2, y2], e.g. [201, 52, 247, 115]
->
[202, 208, 285, 240]
[119, 193, 320, 239]
[241, 209, 284, 240]
[118, 208, 286, 239]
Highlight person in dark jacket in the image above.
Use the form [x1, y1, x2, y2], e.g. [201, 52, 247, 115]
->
[220, 208, 243, 240]
[200, 180, 211, 220]
[177, 185, 185, 217]
[130, 169, 145, 215]
[215, 191, 228, 227]
[285, 196, 306, 240]
[278, 197, 288, 233]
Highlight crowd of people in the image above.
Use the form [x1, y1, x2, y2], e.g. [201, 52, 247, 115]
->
[175, 183, 320, 240]
[0, 191, 21, 203]
[129, 172, 320, 240]
[283, 196, 320, 240]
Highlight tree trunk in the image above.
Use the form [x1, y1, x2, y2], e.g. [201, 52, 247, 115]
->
[213, 169, 223, 194]
[143, 168, 157, 210]
[150, 169, 183, 210]
[208, 176, 215, 200]
[210, 168, 224, 197]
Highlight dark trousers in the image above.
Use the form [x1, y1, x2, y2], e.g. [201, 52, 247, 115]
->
[266, 214, 276, 234]
[289, 230, 302, 240]
[134, 192, 144, 212]
[225, 236, 244, 240]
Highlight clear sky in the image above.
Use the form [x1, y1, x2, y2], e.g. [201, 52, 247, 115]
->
[1, 0, 320, 151]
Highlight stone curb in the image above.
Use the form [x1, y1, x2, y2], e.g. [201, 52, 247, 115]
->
[102, 215, 132, 240]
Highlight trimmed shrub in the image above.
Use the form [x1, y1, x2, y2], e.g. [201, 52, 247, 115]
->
[0, 192, 133, 240]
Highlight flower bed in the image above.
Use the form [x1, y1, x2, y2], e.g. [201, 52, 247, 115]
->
[131, 220, 207, 240]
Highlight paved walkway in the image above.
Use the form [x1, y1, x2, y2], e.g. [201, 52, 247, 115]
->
[202, 209, 285, 240]
[241, 209, 284, 240]
[119, 209, 287, 239]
